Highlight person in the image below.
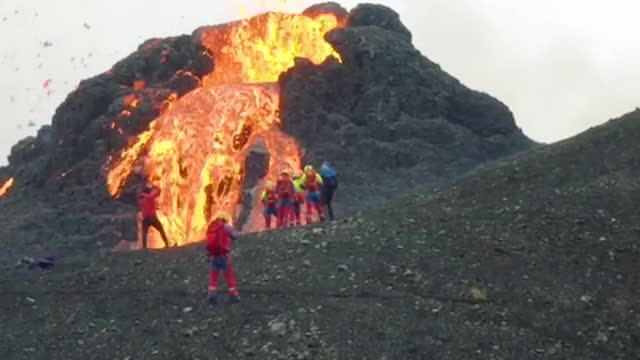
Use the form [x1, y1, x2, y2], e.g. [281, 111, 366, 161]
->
[138, 185, 170, 248]
[260, 181, 278, 229]
[206, 212, 240, 304]
[320, 161, 338, 221]
[301, 165, 325, 224]
[275, 171, 295, 228]
[291, 171, 305, 226]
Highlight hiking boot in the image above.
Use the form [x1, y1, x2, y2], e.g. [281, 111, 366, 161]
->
[207, 294, 217, 305]
[229, 295, 240, 304]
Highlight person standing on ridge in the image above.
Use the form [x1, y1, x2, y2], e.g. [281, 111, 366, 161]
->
[276, 171, 295, 228]
[138, 185, 170, 248]
[301, 165, 325, 224]
[260, 181, 278, 229]
[320, 161, 338, 221]
[291, 171, 305, 226]
[206, 212, 240, 304]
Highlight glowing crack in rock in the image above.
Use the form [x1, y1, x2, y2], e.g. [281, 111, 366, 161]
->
[106, 11, 341, 248]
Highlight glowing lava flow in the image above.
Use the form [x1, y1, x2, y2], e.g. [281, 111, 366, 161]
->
[106, 12, 340, 247]
[199, 13, 341, 85]
[0, 177, 14, 198]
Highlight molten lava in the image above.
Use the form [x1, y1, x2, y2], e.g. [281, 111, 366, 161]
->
[106, 11, 341, 247]
[200, 13, 341, 85]
[0, 177, 15, 199]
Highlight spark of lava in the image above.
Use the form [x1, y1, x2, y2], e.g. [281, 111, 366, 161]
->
[133, 80, 146, 91]
[42, 78, 53, 90]
[0, 177, 15, 198]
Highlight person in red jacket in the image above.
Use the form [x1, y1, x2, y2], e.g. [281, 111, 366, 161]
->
[290, 172, 305, 227]
[138, 185, 170, 248]
[260, 181, 278, 229]
[302, 165, 326, 224]
[206, 212, 240, 304]
[275, 171, 295, 228]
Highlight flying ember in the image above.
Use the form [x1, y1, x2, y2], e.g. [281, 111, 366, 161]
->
[106, 11, 341, 248]
[0, 177, 15, 199]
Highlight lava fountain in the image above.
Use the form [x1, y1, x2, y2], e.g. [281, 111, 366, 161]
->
[106, 12, 341, 247]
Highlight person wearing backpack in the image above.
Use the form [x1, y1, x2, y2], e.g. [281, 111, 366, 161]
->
[302, 165, 326, 224]
[275, 171, 295, 228]
[206, 212, 240, 304]
[320, 161, 338, 221]
[260, 181, 278, 229]
[291, 172, 305, 226]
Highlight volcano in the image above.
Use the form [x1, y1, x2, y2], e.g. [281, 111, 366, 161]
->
[0, 3, 533, 256]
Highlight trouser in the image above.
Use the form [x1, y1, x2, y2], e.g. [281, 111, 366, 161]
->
[277, 199, 293, 228]
[322, 187, 335, 221]
[264, 205, 277, 229]
[142, 216, 169, 248]
[208, 255, 238, 297]
[291, 202, 302, 226]
[306, 191, 325, 224]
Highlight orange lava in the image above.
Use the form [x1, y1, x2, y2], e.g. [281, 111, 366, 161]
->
[200, 12, 341, 85]
[106, 11, 340, 248]
[0, 177, 15, 198]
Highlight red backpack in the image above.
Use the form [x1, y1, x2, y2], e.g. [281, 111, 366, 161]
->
[206, 219, 231, 256]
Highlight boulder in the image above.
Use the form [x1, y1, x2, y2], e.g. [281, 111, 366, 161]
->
[303, 2, 349, 22]
[346, 4, 412, 41]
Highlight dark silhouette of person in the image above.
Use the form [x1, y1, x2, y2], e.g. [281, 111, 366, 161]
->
[138, 185, 170, 248]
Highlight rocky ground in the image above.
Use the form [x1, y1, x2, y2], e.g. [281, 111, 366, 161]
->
[2, 110, 638, 359]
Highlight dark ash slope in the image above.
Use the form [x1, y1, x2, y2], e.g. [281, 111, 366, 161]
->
[1, 110, 638, 359]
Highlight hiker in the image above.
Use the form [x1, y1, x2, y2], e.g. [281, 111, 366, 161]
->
[138, 185, 170, 248]
[206, 212, 240, 304]
[302, 165, 325, 224]
[291, 171, 305, 226]
[275, 171, 295, 228]
[320, 161, 338, 221]
[260, 181, 278, 229]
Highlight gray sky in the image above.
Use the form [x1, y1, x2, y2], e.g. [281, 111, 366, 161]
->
[1, 0, 638, 165]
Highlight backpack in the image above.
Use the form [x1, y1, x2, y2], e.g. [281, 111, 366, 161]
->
[320, 165, 338, 190]
[324, 175, 338, 190]
[206, 219, 231, 256]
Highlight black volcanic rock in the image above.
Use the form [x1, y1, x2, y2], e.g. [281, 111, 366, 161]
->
[3, 35, 212, 203]
[279, 5, 532, 209]
[346, 4, 412, 40]
[303, 2, 349, 21]
[237, 144, 271, 231]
